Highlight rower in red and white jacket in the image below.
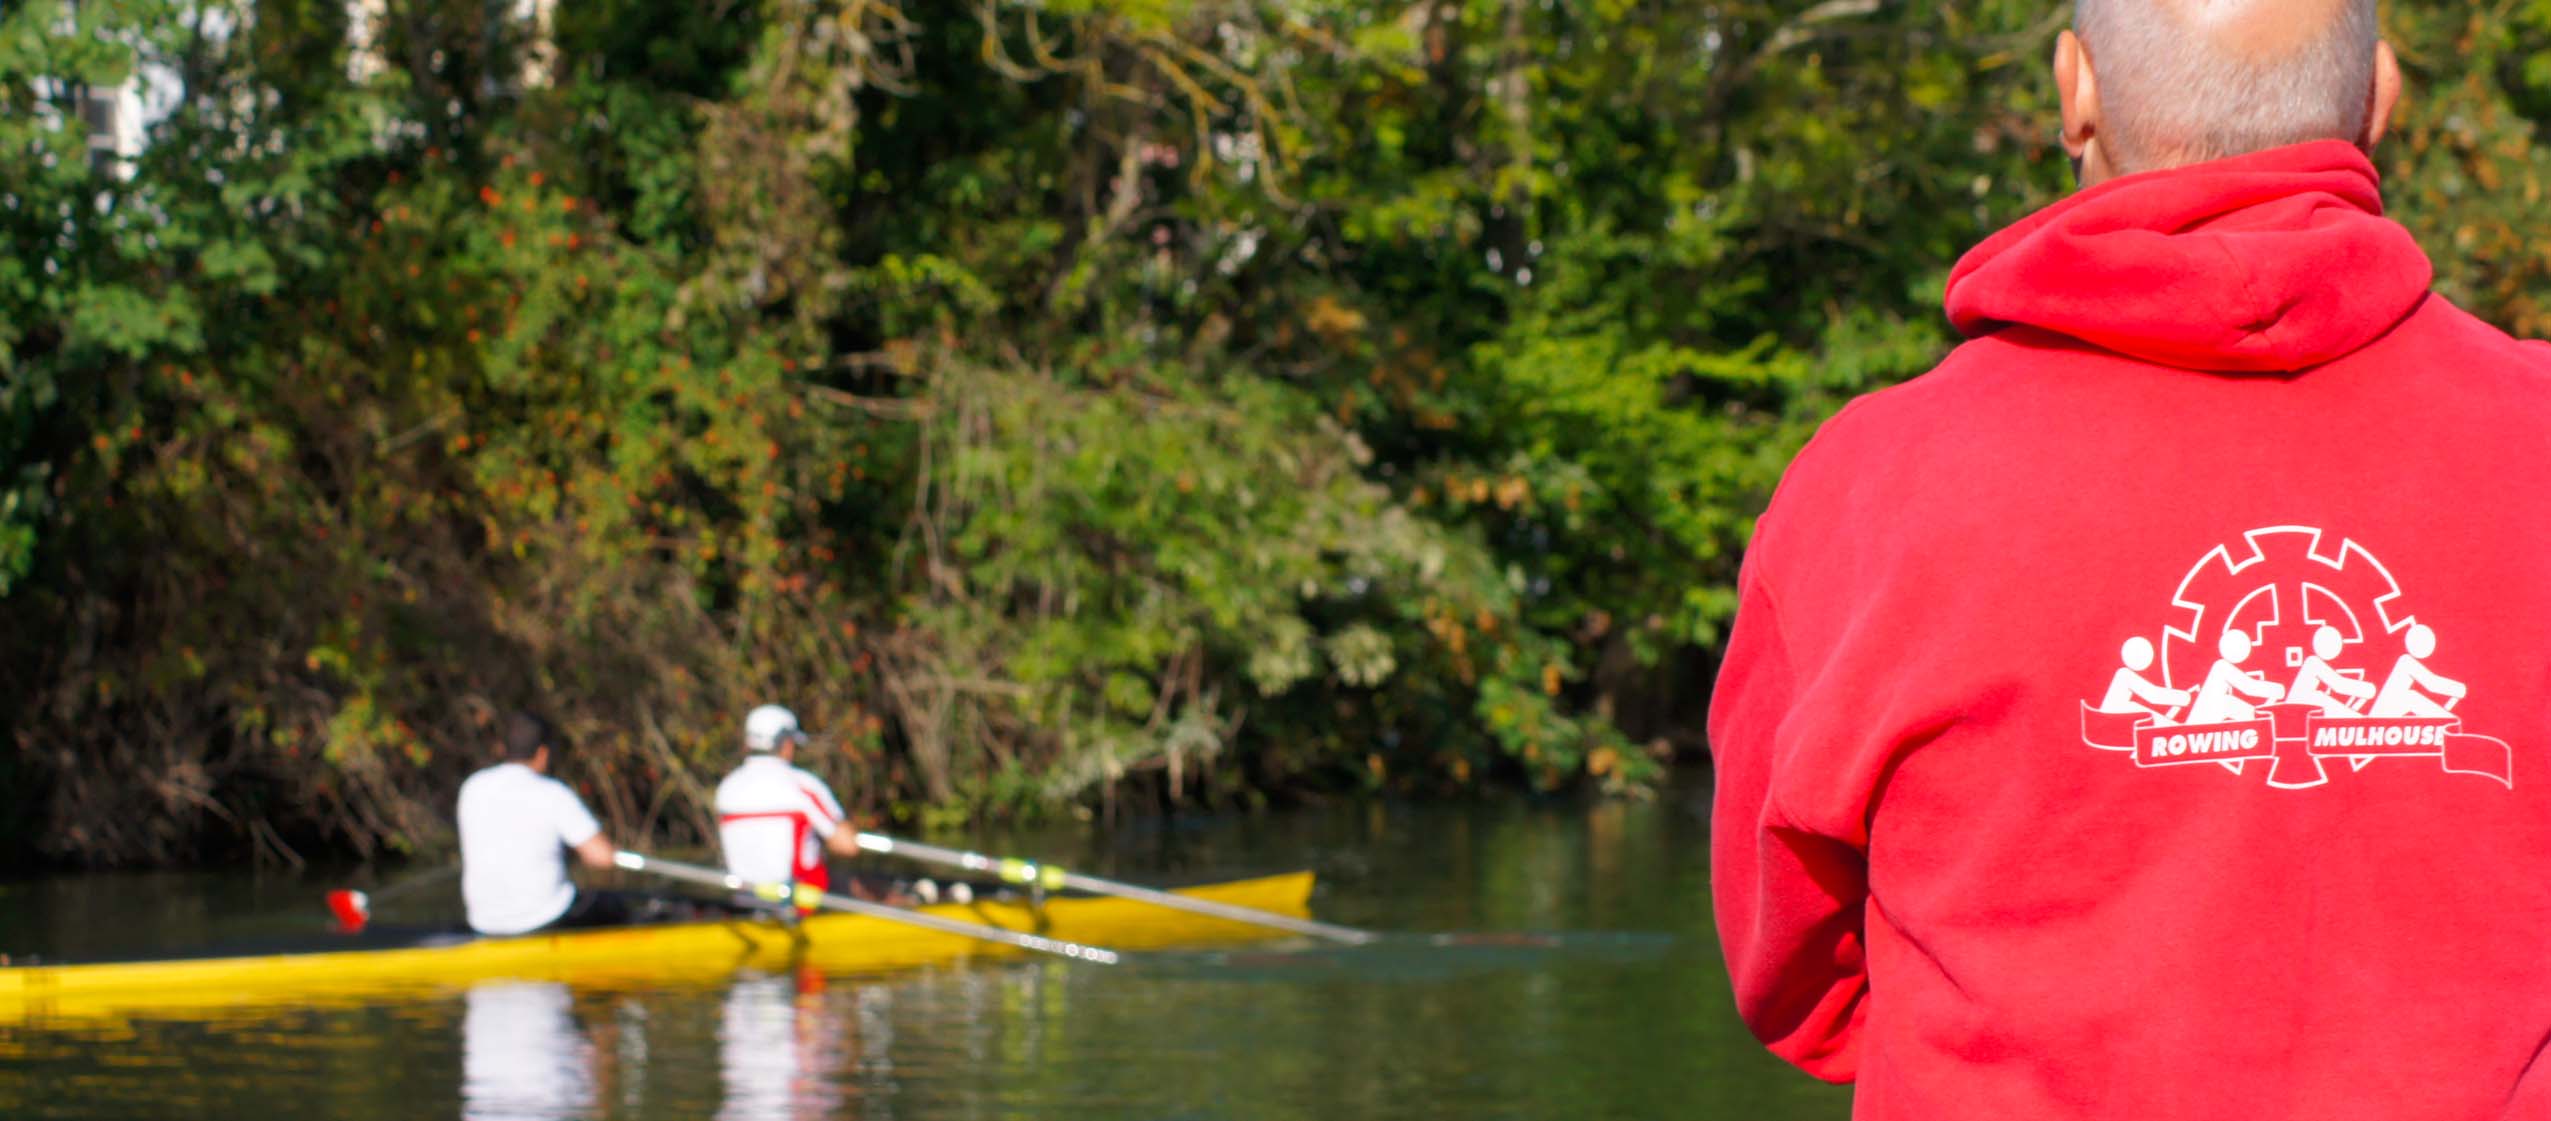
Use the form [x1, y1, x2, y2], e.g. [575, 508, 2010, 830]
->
[714, 704, 858, 906]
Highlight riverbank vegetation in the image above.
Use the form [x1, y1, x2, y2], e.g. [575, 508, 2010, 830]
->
[6, 1, 2547, 866]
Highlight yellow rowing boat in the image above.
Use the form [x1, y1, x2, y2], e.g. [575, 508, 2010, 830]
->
[0, 871, 1313, 1024]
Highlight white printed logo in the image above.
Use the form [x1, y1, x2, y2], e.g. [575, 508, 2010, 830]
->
[2080, 526, 2513, 789]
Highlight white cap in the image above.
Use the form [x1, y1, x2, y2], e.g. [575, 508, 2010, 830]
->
[743, 704, 808, 752]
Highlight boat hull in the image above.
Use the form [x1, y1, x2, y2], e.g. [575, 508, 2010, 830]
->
[0, 871, 1314, 1023]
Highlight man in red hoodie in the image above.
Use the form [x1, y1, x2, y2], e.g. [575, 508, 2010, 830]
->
[1710, 2, 2551, 1117]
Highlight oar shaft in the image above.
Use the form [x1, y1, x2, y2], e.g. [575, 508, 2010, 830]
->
[851, 833, 1375, 945]
[1053, 870, 1374, 944]
[612, 852, 1120, 965]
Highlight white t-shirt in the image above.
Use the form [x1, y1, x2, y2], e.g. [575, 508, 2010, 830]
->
[458, 762, 602, 935]
[714, 755, 847, 891]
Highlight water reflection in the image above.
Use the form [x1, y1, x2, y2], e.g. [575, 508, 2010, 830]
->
[460, 982, 595, 1121]
[717, 970, 844, 1121]
[454, 969, 860, 1120]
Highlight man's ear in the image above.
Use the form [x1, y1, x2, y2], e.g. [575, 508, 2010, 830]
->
[2056, 30, 2102, 162]
[2364, 40, 2402, 149]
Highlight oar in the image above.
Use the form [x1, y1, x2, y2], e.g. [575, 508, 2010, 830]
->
[610, 852, 1121, 965]
[847, 832, 1377, 945]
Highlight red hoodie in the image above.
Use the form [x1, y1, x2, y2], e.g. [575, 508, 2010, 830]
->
[1710, 140, 2551, 1119]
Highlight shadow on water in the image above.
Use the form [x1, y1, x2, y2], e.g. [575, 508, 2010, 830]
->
[0, 786, 1852, 1121]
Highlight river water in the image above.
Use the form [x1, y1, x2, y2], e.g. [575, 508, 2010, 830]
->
[0, 782, 1849, 1120]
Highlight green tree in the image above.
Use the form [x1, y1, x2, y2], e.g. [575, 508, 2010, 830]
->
[11, 0, 2551, 866]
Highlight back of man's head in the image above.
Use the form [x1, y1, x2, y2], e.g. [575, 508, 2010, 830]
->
[501, 710, 559, 764]
[2075, 0, 2381, 173]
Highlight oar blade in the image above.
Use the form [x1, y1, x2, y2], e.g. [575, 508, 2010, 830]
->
[325, 890, 371, 934]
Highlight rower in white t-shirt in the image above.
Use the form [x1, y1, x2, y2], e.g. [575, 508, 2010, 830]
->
[714, 705, 859, 909]
[457, 711, 621, 936]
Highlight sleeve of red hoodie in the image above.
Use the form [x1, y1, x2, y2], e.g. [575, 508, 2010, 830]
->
[1709, 509, 1878, 1083]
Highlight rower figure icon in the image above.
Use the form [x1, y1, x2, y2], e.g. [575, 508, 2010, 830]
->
[2186, 630, 2285, 724]
[2285, 625, 2376, 717]
[2098, 637, 2190, 724]
[2369, 623, 2467, 718]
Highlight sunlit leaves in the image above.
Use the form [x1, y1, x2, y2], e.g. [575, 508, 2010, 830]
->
[40, 0, 2551, 863]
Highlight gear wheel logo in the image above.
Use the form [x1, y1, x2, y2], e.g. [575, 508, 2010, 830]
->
[2081, 526, 2512, 790]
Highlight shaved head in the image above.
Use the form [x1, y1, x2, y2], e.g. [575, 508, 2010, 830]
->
[2073, 0, 2382, 173]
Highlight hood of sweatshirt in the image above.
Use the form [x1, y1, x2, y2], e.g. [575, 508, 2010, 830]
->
[1943, 140, 2433, 372]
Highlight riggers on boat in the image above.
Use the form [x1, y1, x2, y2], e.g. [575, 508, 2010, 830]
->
[0, 871, 1314, 1024]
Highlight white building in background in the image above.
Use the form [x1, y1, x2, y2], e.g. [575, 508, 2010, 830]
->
[43, 4, 205, 180]
[66, 0, 558, 172]
[42, 46, 180, 178]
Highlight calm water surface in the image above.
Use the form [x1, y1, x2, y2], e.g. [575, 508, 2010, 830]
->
[0, 784, 1849, 1119]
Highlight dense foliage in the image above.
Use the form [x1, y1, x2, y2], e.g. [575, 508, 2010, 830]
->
[5, 0, 2546, 866]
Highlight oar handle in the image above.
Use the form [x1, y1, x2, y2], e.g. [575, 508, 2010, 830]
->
[612, 852, 1120, 965]
[852, 833, 1376, 945]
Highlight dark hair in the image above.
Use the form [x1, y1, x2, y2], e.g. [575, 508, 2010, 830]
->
[501, 710, 561, 762]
